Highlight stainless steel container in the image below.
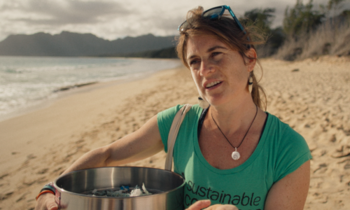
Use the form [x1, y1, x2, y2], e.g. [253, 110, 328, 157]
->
[54, 166, 185, 210]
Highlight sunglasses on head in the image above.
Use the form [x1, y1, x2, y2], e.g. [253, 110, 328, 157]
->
[178, 5, 247, 35]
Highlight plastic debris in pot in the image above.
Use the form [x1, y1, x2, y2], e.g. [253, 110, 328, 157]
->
[89, 183, 152, 197]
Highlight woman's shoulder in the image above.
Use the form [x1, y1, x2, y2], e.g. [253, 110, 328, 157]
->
[265, 112, 311, 155]
[157, 104, 202, 119]
[265, 113, 312, 182]
[156, 104, 202, 152]
[264, 112, 310, 155]
[157, 104, 202, 132]
[265, 113, 303, 140]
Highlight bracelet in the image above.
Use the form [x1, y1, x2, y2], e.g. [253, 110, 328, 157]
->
[40, 184, 56, 194]
[36, 190, 55, 200]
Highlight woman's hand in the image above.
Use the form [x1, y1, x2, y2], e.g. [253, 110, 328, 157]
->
[35, 193, 58, 210]
[186, 200, 238, 210]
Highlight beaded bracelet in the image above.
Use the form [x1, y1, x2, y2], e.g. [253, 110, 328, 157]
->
[36, 190, 55, 200]
[40, 184, 56, 194]
[36, 182, 56, 200]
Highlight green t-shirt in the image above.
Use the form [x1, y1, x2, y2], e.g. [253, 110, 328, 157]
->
[157, 104, 312, 210]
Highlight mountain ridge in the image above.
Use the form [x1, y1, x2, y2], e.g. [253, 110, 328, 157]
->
[0, 31, 177, 57]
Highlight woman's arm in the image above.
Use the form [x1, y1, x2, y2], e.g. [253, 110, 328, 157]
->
[36, 115, 163, 210]
[264, 160, 310, 210]
[63, 115, 163, 174]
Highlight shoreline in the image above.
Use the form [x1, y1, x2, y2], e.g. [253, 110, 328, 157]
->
[0, 61, 182, 123]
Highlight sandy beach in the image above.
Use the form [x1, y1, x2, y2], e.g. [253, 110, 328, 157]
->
[0, 56, 349, 210]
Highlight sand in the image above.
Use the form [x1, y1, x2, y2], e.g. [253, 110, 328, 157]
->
[0, 56, 349, 210]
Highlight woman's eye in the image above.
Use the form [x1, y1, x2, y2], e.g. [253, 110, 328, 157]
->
[211, 52, 223, 62]
[189, 59, 200, 66]
[212, 52, 222, 57]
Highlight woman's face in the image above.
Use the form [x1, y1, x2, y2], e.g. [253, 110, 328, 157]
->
[186, 34, 256, 107]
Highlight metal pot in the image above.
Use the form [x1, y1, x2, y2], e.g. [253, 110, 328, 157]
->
[54, 166, 185, 210]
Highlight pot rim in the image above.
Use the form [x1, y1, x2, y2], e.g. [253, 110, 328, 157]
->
[54, 166, 185, 199]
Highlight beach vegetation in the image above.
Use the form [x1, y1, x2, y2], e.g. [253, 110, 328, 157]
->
[237, 0, 350, 60]
[239, 8, 286, 57]
[282, 0, 325, 39]
[273, 0, 350, 60]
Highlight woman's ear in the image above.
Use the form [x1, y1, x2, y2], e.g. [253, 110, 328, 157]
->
[244, 48, 257, 72]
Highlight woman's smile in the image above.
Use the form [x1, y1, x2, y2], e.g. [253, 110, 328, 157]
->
[204, 80, 223, 89]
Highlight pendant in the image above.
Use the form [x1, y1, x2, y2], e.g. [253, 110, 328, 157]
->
[231, 148, 240, 160]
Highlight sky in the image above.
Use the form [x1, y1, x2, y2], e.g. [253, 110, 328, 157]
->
[0, 0, 347, 42]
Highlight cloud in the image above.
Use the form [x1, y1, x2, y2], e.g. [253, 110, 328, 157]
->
[0, 0, 349, 42]
[1, 0, 132, 25]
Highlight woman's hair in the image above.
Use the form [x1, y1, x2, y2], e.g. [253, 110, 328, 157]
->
[176, 6, 267, 110]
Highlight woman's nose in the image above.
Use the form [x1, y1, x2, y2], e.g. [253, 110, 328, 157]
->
[199, 60, 214, 76]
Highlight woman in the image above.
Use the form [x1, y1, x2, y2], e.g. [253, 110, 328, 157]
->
[36, 5, 311, 210]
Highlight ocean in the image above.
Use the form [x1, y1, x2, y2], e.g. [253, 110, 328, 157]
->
[0, 56, 181, 120]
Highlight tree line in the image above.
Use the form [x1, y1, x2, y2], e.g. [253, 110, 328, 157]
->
[239, 0, 350, 60]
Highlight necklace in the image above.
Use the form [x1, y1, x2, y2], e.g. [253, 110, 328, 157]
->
[211, 105, 258, 160]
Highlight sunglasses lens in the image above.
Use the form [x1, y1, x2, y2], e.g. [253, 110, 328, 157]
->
[178, 21, 188, 32]
[203, 7, 224, 20]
